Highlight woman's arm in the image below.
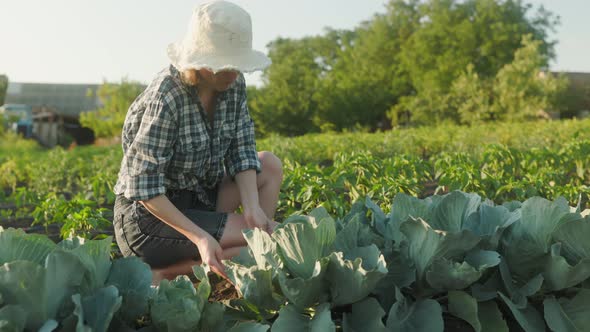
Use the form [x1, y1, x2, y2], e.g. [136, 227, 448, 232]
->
[139, 195, 227, 277]
[234, 169, 272, 232]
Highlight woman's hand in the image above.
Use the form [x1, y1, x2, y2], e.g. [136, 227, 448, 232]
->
[244, 205, 273, 234]
[192, 233, 227, 279]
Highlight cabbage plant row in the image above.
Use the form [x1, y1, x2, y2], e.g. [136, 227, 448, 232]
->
[226, 190, 590, 331]
[3, 190, 590, 331]
[2, 139, 589, 244]
[0, 228, 256, 332]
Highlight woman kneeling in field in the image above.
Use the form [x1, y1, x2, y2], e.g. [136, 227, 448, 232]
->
[112, 1, 281, 285]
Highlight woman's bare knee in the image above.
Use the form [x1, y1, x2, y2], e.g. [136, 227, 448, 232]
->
[259, 151, 283, 181]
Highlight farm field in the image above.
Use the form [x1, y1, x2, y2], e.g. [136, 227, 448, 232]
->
[1, 118, 590, 331]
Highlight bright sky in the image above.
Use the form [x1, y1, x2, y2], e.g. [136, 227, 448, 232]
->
[0, 0, 588, 86]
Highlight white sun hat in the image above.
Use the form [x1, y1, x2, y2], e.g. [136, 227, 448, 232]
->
[167, 1, 271, 73]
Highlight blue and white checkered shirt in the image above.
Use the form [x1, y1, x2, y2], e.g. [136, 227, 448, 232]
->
[114, 65, 261, 207]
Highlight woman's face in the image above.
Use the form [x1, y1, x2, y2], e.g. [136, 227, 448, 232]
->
[198, 68, 240, 92]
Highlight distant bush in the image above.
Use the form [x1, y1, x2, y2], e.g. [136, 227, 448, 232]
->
[80, 79, 144, 139]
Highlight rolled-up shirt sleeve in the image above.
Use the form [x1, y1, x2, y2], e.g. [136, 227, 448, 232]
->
[123, 95, 177, 201]
[225, 96, 261, 179]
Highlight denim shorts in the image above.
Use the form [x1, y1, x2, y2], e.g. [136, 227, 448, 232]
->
[113, 188, 228, 268]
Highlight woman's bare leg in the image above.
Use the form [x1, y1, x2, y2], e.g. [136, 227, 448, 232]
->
[151, 259, 201, 286]
[216, 151, 283, 219]
[218, 213, 249, 248]
[152, 151, 283, 285]
[150, 246, 245, 286]
[150, 214, 254, 286]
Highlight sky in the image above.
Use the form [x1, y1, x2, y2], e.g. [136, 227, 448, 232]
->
[0, 0, 588, 86]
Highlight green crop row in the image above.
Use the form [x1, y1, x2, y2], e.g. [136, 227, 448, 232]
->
[2, 118, 589, 185]
[258, 118, 590, 163]
[1, 120, 589, 240]
[3, 191, 590, 331]
[277, 140, 590, 219]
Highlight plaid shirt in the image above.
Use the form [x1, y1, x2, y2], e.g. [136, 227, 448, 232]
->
[114, 65, 261, 206]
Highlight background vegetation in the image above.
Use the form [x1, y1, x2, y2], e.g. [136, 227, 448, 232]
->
[248, 0, 566, 135]
[79, 79, 145, 139]
[0, 75, 8, 106]
[72, 0, 588, 140]
[2, 2, 590, 329]
[1, 119, 588, 240]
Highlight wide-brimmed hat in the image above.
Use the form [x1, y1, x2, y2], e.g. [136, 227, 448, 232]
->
[167, 1, 271, 73]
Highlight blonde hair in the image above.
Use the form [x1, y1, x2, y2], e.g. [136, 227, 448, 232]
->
[180, 69, 199, 86]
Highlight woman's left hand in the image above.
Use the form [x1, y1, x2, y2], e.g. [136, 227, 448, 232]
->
[243, 205, 273, 234]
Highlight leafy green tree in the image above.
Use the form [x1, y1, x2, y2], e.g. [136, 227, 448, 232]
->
[252, 0, 560, 133]
[493, 34, 568, 121]
[254, 1, 420, 134]
[314, 3, 417, 131]
[79, 79, 144, 139]
[393, 0, 558, 125]
[449, 64, 493, 124]
[0, 75, 8, 106]
[246, 85, 268, 137]
[441, 35, 567, 124]
[249, 37, 325, 136]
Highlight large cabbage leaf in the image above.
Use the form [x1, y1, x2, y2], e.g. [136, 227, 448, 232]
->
[477, 301, 509, 332]
[243, 228, 282, 271]
[447, 291, 510, 332]
[373, 250, 416, 313]
[149, 275, 205, 332]
[543, 289, 590, 332]
[386, 288, 443, 332]
[365, 197, 388, 236]
[326, 246, 387, 306]
[226, 260, 286, 315]
[193, 264, 227, 332]
[277, 258, 329, 310]
[105, 256, 153, 324]
[333, 217, 383, 255]
[272, 209, 336, 279]
[59, 236, 113, 295]
[501, 196, 571, 280]
[553, 214, 590, 261]
[271, 303, 335, 332]
[426, 250, 501, 290]
[448, 291, 481, 332]
[429, 191, 481, 232]
[399, 217, 482, 290]
[0, 227, 57, 265]
[342, 297, 386, 332]
[0, 250, 85, 330]
[225, 229, 287, 314]
[464, 203, 521, 249]
[498, 292, 545, 332]
[498, 259, 543, 308]
[382, 193, 442, 246]
[0, 305, 26, 332]
[70, 286, 122, 332]
[543, 242, 590, 291]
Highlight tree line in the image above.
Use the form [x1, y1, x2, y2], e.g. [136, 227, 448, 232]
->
[247, 0, 568, 137]
[56, 0, 578, 139]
